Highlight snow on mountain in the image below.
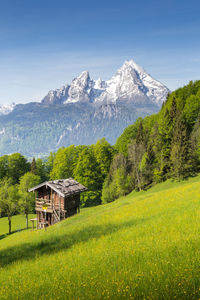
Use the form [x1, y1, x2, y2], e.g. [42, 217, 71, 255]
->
[41, 59, 169, 107]
[0, 103, 16, 116]
[66, 71, 94, 103]
[42, 85, 70, 104]
[94, 60, 169, 106]
[0, 60, 169, 157]
[123, 60, 169, 105]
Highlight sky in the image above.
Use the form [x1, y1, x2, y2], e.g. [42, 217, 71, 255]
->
[0, 0, 200, 105]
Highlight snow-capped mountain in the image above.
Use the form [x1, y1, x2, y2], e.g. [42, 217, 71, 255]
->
[0, 59, 170, 157]
[42, 85, 70, 104]
[0, 103, 15, 116]
[41, 59, 169, 107]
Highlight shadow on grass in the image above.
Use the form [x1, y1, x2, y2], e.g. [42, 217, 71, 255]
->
[0, 217, 149, 268]
[0, 228, 29, 241]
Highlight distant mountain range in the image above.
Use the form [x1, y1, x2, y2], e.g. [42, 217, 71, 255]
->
[0, 59, 169, 157]
[0, 103, 15, 116]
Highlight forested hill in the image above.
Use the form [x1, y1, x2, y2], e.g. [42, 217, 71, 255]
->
[0, 80, 200, 210]
[102, 80, 200, 202]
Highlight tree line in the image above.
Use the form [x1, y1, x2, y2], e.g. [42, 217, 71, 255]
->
[1, 80, 200, 233]
[102, 80, 200, 202]
[0, 140, 114, 233]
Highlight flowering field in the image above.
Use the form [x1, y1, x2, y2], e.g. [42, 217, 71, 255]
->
[0, 176, 200, 299]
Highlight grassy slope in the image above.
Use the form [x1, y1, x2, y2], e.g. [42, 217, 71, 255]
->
[0, 177, 200, 299]
[0, 214, 36, 237]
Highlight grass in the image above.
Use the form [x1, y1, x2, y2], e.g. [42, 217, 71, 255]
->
[0, 176, 200, 299]
[0, 214, 36, 238]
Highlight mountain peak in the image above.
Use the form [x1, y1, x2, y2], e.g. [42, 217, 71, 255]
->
[74, 70, 91, 87]
[120, 59, 145, 74]
[79, 70, 90, 78]
[41, 60, 169, 106]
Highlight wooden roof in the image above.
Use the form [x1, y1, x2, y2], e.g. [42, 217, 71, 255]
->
[28, 178, 87, 197]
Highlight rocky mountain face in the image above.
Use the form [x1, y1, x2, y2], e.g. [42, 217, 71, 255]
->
[0, 60, 169, 157]
[42, 60, 169, 106]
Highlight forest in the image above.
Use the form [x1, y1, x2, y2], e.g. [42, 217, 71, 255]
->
[0, 80, 200, 233]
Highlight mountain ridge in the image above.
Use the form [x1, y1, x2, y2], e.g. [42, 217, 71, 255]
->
[41, 59, 169, 107]
[0, 59, 169, 157]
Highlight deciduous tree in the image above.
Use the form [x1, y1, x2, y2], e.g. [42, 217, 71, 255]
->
[0, 179, 19, 234]
[18, 172, 41, 229]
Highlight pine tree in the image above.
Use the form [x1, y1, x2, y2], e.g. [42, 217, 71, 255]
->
[169, 96, 177, 122]
[31, 157, 37, 175]
[143, 142, 156, 187]
[136, 121, 145, 144]
[170, 115, 192, 180]
[128, 139, 146, 191]
[158, 108, 173, 178]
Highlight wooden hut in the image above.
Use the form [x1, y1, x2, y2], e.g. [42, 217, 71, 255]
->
[28, 178, 87, 229]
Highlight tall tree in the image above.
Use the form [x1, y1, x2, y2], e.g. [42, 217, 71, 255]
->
[73, 147, 103, 206]
[36, 158, 48, 182]
[0, 179, 19, 234]
[140, 142, 156, 188]
[190, 115, 200, 170]
[50, 145, 81, 180]
[31, 157, 37, 175]
[45, 152, 56, 178]
[18, 172, 41, 229]
[7, 153, 30, 184]
[0, 155, 8, 180]
[94, 138, 114, 178]
[170, 116, 193, 180]
[128, 121, 146, 191]
[157, 108, 173, 178]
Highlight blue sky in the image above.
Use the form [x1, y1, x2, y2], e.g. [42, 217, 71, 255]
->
[0, 0, 200, 104]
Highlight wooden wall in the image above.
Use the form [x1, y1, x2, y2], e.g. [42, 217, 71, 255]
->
[37, 211, 53, 228]
[65, 194, 80, 217]
[37, 186, 65, 210]
[36, 186, 81, 224]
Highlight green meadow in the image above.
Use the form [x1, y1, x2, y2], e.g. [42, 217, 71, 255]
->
[0, 176, 200, 299]
[0, 214, 36, 238]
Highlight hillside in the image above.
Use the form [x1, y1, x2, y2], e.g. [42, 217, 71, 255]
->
[0, 176, 200, 299]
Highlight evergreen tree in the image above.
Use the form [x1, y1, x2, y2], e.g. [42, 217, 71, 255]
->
[35, 158, 48, 182]
[136, 121, 145, 144]
[169, 96, 177, 122]
[45, 152, 56, 177]
[157, 108, 173, 178]
[31, 157, 37, 175]
[128, 121, 146, 191]
[170, 116, 193, 180]
[0, 155, 8, 180]
[190, 115, 200, 170]
[142, 142, 156, 187]
[102, 151, 133, 203]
